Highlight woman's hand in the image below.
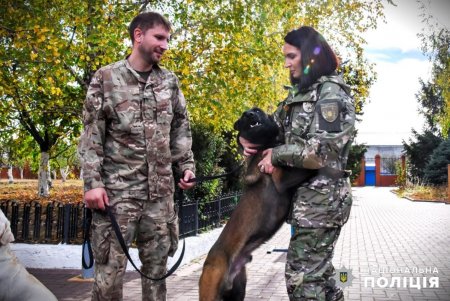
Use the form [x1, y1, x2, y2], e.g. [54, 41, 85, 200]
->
[258, 148, 274, 174]
[239, 136, 260, 157]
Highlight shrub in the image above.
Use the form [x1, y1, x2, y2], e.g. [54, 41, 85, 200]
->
[403, 129, 443, 182]
[347, 143, 367, 183]
[185, 123, 227, 202]
[423, 138, 450, 185]
[395, 159, 407, 188]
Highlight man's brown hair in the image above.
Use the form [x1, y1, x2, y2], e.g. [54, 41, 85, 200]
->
[128, 12, 171, 44]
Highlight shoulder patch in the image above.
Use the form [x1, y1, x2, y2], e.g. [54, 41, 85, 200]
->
[316, 99, 342, 132]
[320, 102, 339, 122]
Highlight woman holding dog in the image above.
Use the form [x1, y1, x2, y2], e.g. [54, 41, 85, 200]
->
[241, 26, 355, 301]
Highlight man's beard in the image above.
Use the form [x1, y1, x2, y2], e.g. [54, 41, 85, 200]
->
[138, 44, 158, 66]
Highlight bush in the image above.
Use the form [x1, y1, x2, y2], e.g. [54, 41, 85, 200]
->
[347, 143, 367, 183]
[423, 138, 450, 185]
[403, 129, 443, 182]
[186, 123, 233, 202]
[395, 160, 407, 188]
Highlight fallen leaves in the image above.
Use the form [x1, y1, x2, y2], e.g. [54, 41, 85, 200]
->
[0, 179, 83, 205]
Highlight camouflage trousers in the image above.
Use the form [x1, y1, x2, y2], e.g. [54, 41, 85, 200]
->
[285, 226, 343, 301]
[91, 190, 178, 301]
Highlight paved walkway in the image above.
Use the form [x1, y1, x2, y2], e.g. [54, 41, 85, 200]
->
[28, 187, 450, 300]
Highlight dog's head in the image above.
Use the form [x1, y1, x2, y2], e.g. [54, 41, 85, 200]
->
[234, 107, 279, 149]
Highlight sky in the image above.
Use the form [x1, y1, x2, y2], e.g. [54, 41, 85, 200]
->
[355, 0, 450, 146]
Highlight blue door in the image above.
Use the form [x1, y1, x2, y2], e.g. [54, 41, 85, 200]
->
[365, 166, 375, 186]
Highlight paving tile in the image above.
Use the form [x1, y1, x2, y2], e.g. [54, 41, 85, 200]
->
[27, 187, 450, 300]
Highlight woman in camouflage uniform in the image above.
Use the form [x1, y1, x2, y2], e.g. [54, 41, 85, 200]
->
[241, 26, 355, 300]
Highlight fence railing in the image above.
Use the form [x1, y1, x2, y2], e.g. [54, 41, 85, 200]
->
[0, 191, 241, 244]
[380, 157, 401, 175]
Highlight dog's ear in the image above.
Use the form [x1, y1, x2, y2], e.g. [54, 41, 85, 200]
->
[267, 115, 279, 138]
[233, 119, 241, 131]
[271, 167, 315, 193]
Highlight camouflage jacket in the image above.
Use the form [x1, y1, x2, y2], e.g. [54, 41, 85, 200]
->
[272, 73, 355, 194]
[78, 60, 195, 198]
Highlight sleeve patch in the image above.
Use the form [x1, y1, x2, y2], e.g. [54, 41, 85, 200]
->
[317, 100, 342, 132]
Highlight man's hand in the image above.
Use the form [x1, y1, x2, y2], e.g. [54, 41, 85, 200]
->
[258, 148, 274, 174]
[178, 170, 196, 190]
[239, 136, 260, 157]
[84, 187, 109, 210]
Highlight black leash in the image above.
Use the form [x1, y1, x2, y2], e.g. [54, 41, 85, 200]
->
[81, 165, 242, 279]
[186, 163, 243, 183]
[82, 208, 94, 269]
[81, 204, 186, 281]
[106, 205, 186, 281]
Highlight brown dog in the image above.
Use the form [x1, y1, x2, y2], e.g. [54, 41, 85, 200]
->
[198, 108, 316, 301]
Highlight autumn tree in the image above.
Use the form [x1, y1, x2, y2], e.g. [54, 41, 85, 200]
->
[1, 0, 388, 197]
[162, 0, 387, 131]
[0, 0, 151, 195]
[417, 1, 450, 136]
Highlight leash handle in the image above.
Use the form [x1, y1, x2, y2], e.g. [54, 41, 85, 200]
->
[82, 208, 94, 269]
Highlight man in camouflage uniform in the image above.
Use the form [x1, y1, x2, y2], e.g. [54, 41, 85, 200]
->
[241, 26, 355, 300]
[78, 12, 196, 301]
[0, 210, 58, 301]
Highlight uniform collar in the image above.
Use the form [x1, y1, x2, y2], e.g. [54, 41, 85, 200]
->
[124, 58, 163, 85]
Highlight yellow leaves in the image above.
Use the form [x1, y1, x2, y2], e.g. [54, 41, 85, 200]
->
[50, 86, 62, 96]
[37, 33, 46, 43]
[50, 86, 58, 95]
[30, 52, 38, 60]
[181, 66, 190, 76]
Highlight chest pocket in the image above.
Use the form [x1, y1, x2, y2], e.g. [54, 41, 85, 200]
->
[289, 101, 316, 138]
[105, 87, 143, 135]
[152, 85, 174, 136]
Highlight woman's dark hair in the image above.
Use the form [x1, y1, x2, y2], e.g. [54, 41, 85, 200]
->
[128, 12, 171, 44]
[284, 26, 338, 91]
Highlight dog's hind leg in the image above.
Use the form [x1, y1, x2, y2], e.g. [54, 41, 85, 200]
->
[222, 266, 247, 301]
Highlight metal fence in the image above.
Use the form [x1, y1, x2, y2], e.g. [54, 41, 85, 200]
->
[380, 157, 401, 175]
[0, 191, 241, 244]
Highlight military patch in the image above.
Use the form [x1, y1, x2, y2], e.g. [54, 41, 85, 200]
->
[302, 102, 314, 113]
[316, 99, 342, 132]
[320, 102, 339, 122]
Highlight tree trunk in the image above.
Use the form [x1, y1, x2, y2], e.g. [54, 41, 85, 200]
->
[7, 166, 14, 184]
[48, 165, 53, 189]
[19, 167, 24, 179]
[52, 170, 57, 181]
[60, 167, 69, 183]
[38, 152, 50, 197]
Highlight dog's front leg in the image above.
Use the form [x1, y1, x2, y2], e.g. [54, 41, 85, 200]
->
[199, 250, 229, 301]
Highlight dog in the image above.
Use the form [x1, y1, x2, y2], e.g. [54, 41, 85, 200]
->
[198, 108, 317, 301]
